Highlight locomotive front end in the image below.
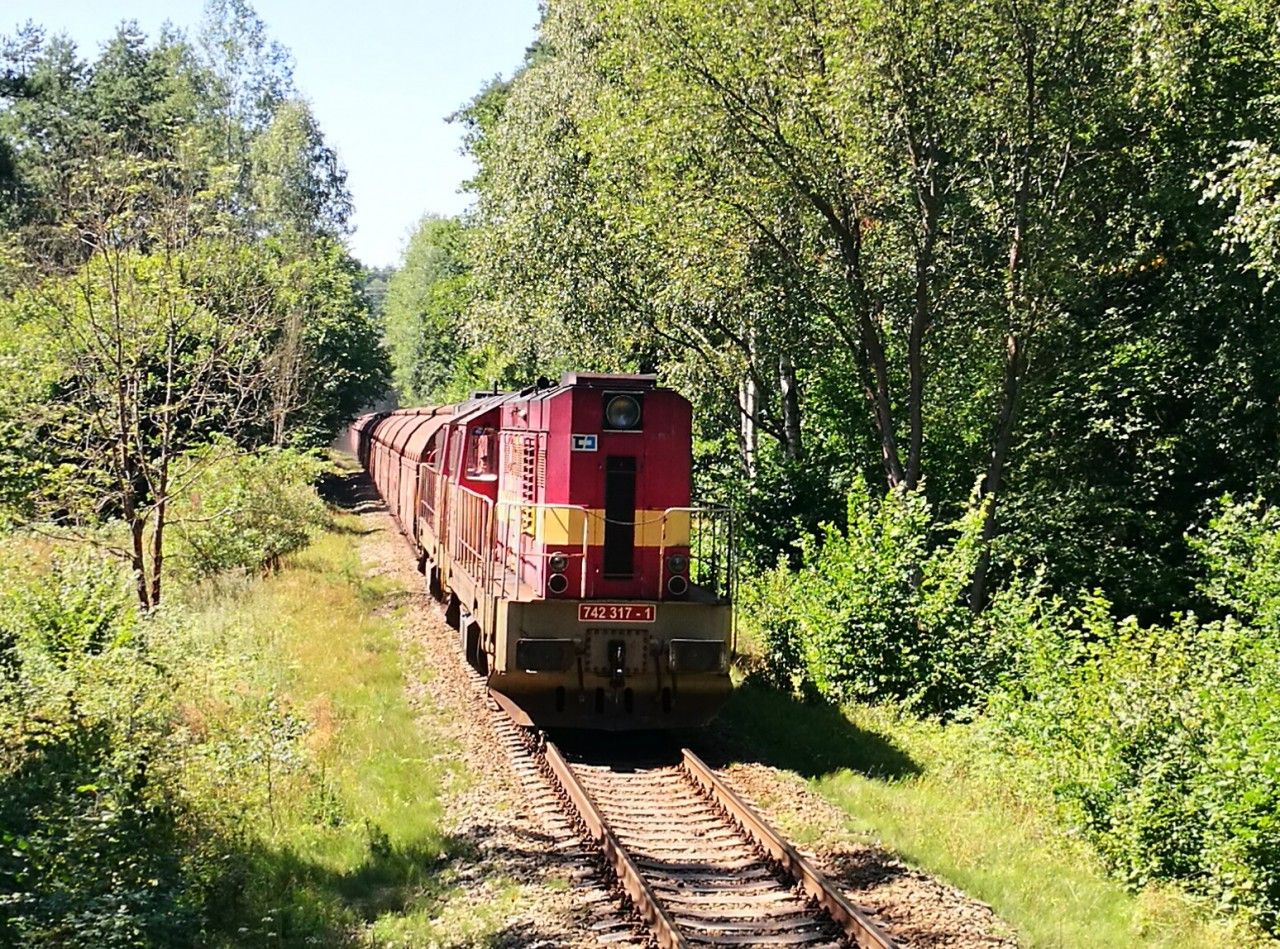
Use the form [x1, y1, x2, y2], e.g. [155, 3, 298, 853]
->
[486, 373, 733, 729]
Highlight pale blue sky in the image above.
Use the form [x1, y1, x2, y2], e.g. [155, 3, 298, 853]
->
[3, 0, 541, 268]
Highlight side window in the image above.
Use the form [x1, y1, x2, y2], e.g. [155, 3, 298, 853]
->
[465, 427, 497, 480]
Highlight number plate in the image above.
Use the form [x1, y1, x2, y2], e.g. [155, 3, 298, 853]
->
[578, 603, 655, 623]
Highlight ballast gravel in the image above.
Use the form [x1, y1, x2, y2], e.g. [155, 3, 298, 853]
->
[709, 763, 1019, 948]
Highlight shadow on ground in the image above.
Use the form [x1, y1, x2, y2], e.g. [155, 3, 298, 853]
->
[543, 682, 918, 782]
[696, 682, 921, 780]
[204, 831, 468, 946]
[207, 818, 593, 947]
[319, 468, 386, 515]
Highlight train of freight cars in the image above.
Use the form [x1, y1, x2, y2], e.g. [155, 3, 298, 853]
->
[348, 372, 735, 729]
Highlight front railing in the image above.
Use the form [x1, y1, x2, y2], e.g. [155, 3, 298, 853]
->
[492, 501, 591, 599]
[439, 491, 732, 608]
[657, 506, 733, 602]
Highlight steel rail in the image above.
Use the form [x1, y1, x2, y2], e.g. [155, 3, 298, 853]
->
[542, 741, 690, 949]
[681, 749, 897, 949]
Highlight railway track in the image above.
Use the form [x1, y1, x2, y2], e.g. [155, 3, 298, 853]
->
[464, 663, 896, 948]
[546, 743, 896, 949]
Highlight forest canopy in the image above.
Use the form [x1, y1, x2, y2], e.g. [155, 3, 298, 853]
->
[0, 2, 388, 606]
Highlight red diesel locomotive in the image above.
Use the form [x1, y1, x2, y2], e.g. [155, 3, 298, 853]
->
[350, 373, 734, 729]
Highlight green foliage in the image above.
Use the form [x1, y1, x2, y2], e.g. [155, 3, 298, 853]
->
[0, 11, 387, 605]
[459, 0, 1280, 627]
[0, 552, 136, 667]
[1206, 140, 1280, 290]
[746, 481, 1038, 716]
[264, 236, 390, 446]
[1191, 495, 1280, 629]
[0, 552, 203, 946]
[249, 98, 351, 240]
[753, 489, 1280, 926]
[981, 500, 1280, 929]
[0, 466, 465, 945]
[382, 215, 478, 403]
[168, 441, 327, 580]
[987, 604, 1280, 928]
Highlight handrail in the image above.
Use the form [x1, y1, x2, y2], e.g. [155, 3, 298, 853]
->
[449, 483, 495, 591]
[658, 505, 732, 602]
[493, 501, 591, 599]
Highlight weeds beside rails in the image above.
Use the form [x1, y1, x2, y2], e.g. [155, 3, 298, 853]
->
[0, 508, 478, 946]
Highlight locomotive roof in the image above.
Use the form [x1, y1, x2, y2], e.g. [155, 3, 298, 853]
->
[558, 372, 657, 389]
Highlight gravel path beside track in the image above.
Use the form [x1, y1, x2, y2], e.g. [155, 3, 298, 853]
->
[340, 469, 620, 947]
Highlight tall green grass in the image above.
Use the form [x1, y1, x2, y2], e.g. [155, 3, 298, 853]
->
[173, 512, 511, 945]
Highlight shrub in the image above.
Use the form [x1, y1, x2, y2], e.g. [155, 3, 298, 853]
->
[1190, 494, 1280, 630]
[168, 441, 327, 581]
[0, 552, 203, 946]
[983, 500, 1280, 929]
[745, 479, 1037, 716]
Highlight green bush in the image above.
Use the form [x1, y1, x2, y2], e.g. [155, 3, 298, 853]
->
[0, 447, 333, 945]
[1190, 495, 1280, 630]
[744, 479, 1038, 716]
[0, 552, 206, 946]
[168, 441, 327, 581]
[749, 487, 1280, 929]
[983, 496, 1280, 929]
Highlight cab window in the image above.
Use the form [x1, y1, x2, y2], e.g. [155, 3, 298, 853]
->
[465, 427, 497, 480]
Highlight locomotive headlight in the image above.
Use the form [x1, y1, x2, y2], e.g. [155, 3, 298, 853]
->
[548, 552, 570, 573]
[604, 393, 643, 430]
[666, 554, 688, 574]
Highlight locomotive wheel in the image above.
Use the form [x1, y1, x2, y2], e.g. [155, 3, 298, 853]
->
[464, 620, 487, 674]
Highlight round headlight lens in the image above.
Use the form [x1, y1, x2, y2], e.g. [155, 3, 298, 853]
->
[666, 554, 688, 574]
[604, 394, 642, 430]
[548, 552, 570, 573]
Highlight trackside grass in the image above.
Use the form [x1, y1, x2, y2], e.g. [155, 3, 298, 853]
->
[171, 509, 516, 945]
[717, 684, 1270, 949]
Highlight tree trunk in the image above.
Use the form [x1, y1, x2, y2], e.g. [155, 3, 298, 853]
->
[968, 331, 1026, 611]
[969, 23, 1038, 612]
[738, 374, 759, 480]
[800, 190, 905, 488]
[858, 307, 906, 488]
[149, 489, 166, 609]
[906, 190, 938, 490]
[129, 516, 151, 611]
[778, 352, 803, 461]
